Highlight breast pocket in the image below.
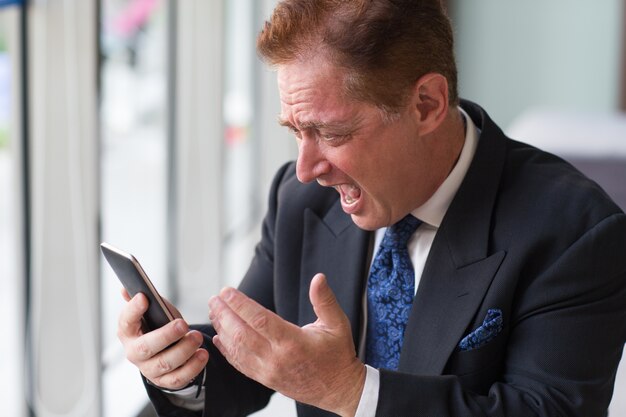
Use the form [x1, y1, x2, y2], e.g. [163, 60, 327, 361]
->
[444, 331, 508, 394]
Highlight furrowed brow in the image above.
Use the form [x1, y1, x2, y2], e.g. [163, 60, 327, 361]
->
[277, 117, 293, 128]
[299, 120, 332, 130]
[277, 116, 335, 131]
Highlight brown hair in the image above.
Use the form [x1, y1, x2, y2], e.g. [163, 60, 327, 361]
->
[257, 0, 458, 113]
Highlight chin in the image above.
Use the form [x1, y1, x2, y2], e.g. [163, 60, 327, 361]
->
[350, 214, 384, 231]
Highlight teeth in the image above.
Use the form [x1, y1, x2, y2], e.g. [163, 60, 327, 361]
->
[339, 184, 361, 205]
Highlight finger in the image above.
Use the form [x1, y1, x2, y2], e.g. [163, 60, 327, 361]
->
[142, 330, 206, 380]
[127, 318, 189, 363]
[121, 288, 131, 302]
[118, 293, 149, 340]
[215, 287, 290, 340]
[208, 295, 270, 365]
[309, 273, 348, 329]
[211, 333, 249, 378]
[211, 332, 261, 383]
[149, 347, 209, 390]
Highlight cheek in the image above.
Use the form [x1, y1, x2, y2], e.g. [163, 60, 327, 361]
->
[328, 146, 384, 192]
[358, 154, 415, 212]
[320, 146, 357, 176]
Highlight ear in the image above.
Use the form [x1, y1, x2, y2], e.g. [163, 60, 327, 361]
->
[410, 73, 449, 136]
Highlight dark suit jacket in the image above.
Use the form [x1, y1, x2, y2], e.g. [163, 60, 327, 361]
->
[146, 100, 626, 417]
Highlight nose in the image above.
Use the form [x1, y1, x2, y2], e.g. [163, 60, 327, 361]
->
[296, 137, 332, 183]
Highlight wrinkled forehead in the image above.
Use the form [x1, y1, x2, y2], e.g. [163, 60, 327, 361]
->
[276, 60, 355, 120]
[277, 58, 346, 98]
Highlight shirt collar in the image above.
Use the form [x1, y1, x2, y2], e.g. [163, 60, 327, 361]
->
[411, 107, 479, 228]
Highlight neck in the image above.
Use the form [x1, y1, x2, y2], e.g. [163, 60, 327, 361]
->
[431, 107, 467, 187]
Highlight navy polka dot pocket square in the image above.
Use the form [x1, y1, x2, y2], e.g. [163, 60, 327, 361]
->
[458, 309, 503, 352]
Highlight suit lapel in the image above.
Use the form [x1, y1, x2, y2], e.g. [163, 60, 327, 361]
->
[399, 101, 509, 374]
[298, 200, 371, 348]
[399, 248, 505, 374]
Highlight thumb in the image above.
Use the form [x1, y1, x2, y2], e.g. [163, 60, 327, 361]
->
[309, 273, 348, 329]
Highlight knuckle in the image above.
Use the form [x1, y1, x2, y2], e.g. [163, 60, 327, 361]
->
[167, 373, 186, 389]
[250, 312, 269, 331]
[156, 355, 172, 373]
[134, 339, 153, 361]
[117, 317, 133, 338]
[231, 326, 247, 346]
[224, 338, 243, 366]
[210, 311, 222, 331]
[227, 293, 244, 310]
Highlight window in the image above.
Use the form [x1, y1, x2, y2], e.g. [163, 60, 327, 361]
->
[100, 0, 170, 415]
[0, 4, 25, 416]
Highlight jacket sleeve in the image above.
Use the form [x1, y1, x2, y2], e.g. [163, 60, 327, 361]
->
[376, 213, 626, 417]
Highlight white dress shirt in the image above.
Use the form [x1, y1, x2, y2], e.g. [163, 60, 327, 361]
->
[166, 107, 479, 415]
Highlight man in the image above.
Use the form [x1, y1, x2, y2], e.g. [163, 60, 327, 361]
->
[117, 1, 626, 416]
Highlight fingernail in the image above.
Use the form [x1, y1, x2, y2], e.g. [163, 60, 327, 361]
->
[175, 320, 186, 333]
[221, 288, 235, 302]
[132, 293, 144, 306]
[197, 348, 208, 361]
[192, 330, 203, 345]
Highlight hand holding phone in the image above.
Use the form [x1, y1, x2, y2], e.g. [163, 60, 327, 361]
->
[104, 242, 208, 390]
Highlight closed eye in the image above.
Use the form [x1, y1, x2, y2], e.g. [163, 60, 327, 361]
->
[288, 126, 302, 139]
[278, 116, 353, 144]
[278, 117, 303, 139]
[320, 133, 351, 145]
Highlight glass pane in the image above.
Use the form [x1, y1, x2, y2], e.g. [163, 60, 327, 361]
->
[222, 0, 260, 285]
[100, 0, 169, 415]
[0, 6, 24, 417]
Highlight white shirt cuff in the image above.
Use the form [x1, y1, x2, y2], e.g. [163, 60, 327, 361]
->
[156, 368, 206, 411]
[354, 365, 380, 417]
[162, 386, 205, 411]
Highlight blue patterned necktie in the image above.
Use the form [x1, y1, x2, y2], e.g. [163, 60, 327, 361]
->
[365, 214, 422, 370]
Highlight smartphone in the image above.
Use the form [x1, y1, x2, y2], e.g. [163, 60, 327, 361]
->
[100, 242, 175, 331]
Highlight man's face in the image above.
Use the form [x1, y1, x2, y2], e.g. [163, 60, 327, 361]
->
[277, 60, 441, 230]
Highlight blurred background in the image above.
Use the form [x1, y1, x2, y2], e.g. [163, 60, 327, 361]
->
[0, 0, 624, 416]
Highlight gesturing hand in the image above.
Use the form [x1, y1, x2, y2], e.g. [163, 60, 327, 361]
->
[208, 273, 366, 417]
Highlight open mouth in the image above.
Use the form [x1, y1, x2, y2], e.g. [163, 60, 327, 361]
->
[336, 184, 362, 207]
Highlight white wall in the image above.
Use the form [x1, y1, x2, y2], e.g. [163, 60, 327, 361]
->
[453, 0, 623, 129]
